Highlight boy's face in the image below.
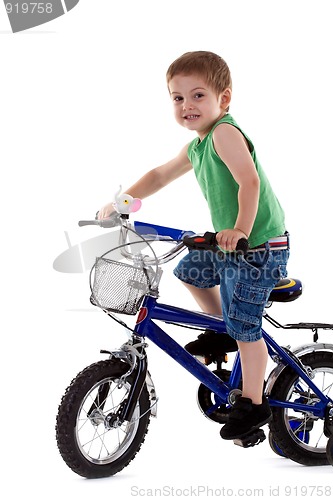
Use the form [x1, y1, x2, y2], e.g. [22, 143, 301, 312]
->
[168, 74, 231, 139]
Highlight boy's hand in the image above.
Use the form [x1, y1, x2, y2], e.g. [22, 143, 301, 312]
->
[216, 228, 248, 252]
[97, 202, 115, 220]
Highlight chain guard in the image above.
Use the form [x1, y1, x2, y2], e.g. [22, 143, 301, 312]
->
[197, 369, 232, 423]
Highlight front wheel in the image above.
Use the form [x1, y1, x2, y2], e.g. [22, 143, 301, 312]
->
[56, 359, 151, 478]
[269, 351, 333, 466]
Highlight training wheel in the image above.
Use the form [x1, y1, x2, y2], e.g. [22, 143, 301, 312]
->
[268, 431, 285, 457]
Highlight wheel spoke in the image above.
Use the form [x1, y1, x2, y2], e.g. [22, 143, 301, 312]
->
[75, 376, 142, 464]
[288, 365, 333, 452]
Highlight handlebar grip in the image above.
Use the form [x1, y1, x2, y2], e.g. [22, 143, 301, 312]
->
[182, 232, 216, 250]
[78, 220, 100, 227]
[78, 213, 122, 228]
[236, 237, 249, 254]
[183, 231, 249, 255]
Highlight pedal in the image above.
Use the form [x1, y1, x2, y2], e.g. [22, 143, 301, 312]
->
[233, 429, 266, 448]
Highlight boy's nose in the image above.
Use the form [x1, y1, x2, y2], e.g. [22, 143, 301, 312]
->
[183, 100, 194, 110]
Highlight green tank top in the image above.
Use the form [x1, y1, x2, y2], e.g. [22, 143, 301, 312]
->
[187, 114, 285, 248]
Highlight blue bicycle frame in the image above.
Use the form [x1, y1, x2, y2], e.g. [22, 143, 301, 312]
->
[134, 295, 330, 419]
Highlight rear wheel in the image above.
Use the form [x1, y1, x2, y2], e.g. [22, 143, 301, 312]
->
[327, 435, 333, 466]
[269, 351, 333, 465]
[56, 359, 150, 478]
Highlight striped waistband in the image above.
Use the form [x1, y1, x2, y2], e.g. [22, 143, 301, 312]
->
[250, 233, 289, 252]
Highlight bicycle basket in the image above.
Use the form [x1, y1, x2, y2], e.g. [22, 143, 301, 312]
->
[90, 257, 151, 315]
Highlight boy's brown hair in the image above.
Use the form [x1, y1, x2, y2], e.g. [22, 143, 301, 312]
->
[166, 51, 232, 96]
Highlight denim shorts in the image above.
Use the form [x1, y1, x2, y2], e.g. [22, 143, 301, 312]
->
[173, 248, 289, 342]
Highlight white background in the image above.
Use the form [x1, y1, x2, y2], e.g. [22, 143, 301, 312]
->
[1, 0, 333, 498]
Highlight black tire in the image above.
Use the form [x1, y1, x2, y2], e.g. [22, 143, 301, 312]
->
[56, 359, 151, 478]
[327, 435, 333, 466]
[269, 351, 333, 466]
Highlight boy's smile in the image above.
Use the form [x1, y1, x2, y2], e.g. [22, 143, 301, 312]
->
[168, 74, 230, 140]
[184, 114, 200, 120]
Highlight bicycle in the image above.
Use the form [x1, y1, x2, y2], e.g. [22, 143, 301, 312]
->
[55, 206, 333, 478]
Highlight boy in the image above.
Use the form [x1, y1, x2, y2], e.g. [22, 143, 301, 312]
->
[98, 51, 289, 440]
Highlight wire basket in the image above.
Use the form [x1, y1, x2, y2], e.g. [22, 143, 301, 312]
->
[90, 257, 151, 315]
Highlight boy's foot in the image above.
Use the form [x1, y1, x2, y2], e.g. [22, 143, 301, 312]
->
[185, 330, 238, 357]
[220, 396, 272, 440]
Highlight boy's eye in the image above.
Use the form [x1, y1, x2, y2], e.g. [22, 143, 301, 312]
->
[173, 96, 183, 102]
[194, 93, 204, 99]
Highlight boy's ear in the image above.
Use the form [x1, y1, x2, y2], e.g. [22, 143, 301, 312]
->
[220, 88, 232, 109]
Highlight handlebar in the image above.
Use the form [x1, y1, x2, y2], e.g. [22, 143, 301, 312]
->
[78, 215, 249, 268]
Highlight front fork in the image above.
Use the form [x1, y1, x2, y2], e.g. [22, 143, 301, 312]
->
[96, 339, 154, 424]
[119, 355, 148, 422]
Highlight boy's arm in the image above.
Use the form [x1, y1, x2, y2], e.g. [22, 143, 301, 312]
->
[98, 143, 192, 219]
[212, 123, 260, 251]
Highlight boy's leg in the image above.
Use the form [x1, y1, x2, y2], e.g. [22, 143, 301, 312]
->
[219, 250, 289, 440]
[220, 336, 271, 440]
[181, 282, 238, 356]
[174, 252, 238, 356]
[182, 282, 222, 315]
[237, 338, 268, 404]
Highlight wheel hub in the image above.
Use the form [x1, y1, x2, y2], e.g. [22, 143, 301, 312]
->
[105, 413, 123, 429]
[89, 409, 105, 426]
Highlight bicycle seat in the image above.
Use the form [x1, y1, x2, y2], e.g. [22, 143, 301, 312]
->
[268, 278, 302, 302]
